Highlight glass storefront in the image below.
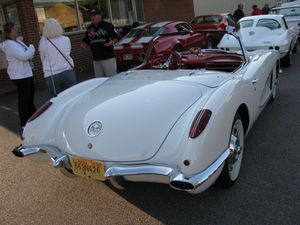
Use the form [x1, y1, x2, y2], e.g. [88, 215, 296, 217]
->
[33, 0, 144, 33]
[110, 0, 134, 26]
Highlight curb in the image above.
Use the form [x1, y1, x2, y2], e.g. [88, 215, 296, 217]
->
[0, 89, 16, 97]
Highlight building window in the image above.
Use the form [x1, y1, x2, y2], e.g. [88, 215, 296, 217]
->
[33, 0, 144, 33]
[134, 0, 144, 22]
[0, 2, 20, 70]
[33, 0, 79, 33]
[110, 0, 135, 26]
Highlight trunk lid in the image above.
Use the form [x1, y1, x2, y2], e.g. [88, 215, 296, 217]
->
[55, 74, 206, 161]
[239, 27, 284, 47]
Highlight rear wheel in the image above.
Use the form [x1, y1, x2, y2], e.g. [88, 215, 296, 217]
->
[216, 113, 244, 187]
[207, 36, 213, 49]
[292, 43, 297, 54]
[281, 51, 291, 68]
[269, 67, 278, 103]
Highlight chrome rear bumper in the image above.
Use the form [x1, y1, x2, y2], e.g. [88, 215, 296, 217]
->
[12, 145, 68, 168]
[12, 145, 230, 192]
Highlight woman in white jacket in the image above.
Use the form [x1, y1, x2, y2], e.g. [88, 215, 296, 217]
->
[0, 22, 36, 129]
[39, 18, 76, 97]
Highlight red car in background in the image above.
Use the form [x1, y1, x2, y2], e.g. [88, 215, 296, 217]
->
[190, 13, 236, 32]
[114, 21, 205, 71]
[190, 14, 236, 48]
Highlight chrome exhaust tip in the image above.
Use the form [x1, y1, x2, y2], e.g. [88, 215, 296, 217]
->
[12, 145, 24, 157]
[11, 145, 41, 157]
[170, 180, 194, 190]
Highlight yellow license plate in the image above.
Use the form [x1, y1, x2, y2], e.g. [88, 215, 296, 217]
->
[70, 156, 105, 181]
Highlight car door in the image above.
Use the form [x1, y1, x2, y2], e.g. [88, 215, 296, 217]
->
[239, 36, 274, 114]
[175, 23, 200, 49]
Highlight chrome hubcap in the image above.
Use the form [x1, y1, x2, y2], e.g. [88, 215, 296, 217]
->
[272, 75, 277, 98]
[228, 119, 244, 181]
[228, 132, 242, 170]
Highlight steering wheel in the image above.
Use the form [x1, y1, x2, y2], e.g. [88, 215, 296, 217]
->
[150, 51, 183, 70]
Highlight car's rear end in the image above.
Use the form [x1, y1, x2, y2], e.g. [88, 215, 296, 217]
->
[190, 15, 225, 31]
[114, 38, 151, 71]
[271, 5, 300, 40]
[12, 70, 234, 193]
[114, 23, 168, 71]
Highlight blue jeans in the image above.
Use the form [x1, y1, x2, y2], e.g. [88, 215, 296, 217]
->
[46, 69, 77, 97]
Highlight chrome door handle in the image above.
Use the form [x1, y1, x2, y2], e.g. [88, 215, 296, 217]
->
[252, 79, 258, 84]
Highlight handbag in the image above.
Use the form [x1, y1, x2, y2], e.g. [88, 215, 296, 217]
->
[45, 38, 76, 97]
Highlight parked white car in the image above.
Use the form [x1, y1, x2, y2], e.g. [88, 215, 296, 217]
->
[218, 15, 298, 67]
[12, 33, 280, 194]
[271, 4, 300, 41]
[280, 0, 300, 7]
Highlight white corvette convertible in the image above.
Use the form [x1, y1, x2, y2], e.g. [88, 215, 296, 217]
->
[13, 33, 280, 194]
[218, 15, 298, 67]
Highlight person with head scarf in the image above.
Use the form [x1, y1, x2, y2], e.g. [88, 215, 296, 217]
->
[39, 18, 77, 97]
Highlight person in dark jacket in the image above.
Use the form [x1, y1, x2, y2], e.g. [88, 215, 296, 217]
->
[81, 8, 118, 77]
[262, 3, 270, 14]
[233, 3, 245, 22]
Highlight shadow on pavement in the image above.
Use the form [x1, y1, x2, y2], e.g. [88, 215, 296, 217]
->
[0, 71, 94, 135]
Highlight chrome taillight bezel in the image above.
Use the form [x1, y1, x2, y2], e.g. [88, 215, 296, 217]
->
[189, 109, 212, 139]
[28, 100, 53, 122]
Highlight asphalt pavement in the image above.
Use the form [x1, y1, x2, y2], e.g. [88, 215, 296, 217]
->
[0, 52, 300, 225]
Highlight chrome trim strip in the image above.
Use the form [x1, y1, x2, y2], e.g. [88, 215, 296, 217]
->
[279, 50, 289, 53]
[171, 149, 230, 190]
[52, 155, 68, 168]
[104, 166, 173, 178]
[104, 149, 230, 191]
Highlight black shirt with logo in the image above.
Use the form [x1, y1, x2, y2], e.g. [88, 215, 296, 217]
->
[82, 21, 118, 60]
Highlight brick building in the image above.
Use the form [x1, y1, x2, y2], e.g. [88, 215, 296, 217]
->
[0, 0, 292, 85]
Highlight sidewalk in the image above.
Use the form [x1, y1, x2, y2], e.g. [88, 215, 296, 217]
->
[0, 70, 94, 97]
[0, 79, 16, 97]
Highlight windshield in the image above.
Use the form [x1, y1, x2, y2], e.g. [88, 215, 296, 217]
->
[135, 31, 246, 72]
[238, 20, 254, 29]
[125, 27, 165, 38]
[256, 19, 281, 30]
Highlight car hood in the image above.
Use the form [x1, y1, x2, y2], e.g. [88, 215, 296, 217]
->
[116, 36, 154, 45]
[54, 72, 212, 162]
